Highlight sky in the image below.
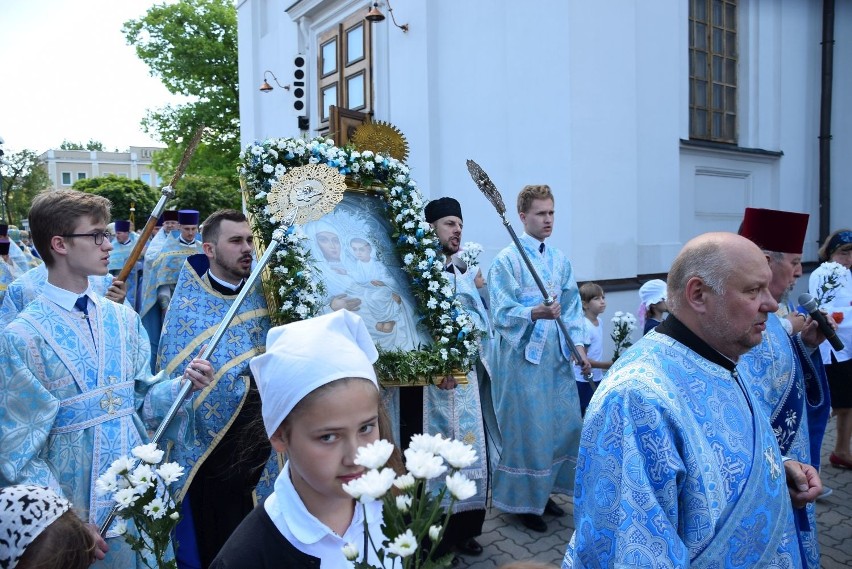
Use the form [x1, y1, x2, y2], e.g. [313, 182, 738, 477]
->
[0, 0, 190, 155]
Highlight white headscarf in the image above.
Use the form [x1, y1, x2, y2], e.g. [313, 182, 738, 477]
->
[250, 310, 379, 438]
[0, 485, 72, 567]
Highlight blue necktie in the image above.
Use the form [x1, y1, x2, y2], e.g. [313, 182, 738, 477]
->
[539, 243, 545, 254]
[75, 295, 95, 343]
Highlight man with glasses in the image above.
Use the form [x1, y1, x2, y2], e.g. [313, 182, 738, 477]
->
[0, 189, 216, 569]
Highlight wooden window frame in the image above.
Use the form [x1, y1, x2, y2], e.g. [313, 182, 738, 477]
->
[689, 0, 738, 143]
[317, 12, 373, 131]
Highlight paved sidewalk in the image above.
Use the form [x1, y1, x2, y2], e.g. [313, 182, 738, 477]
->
[456, 418, 852, 568]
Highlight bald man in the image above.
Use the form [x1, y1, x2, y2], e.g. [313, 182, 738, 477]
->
[563, 233, 821, 568]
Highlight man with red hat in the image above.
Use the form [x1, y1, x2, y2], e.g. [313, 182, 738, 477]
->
[738, 207, 832, 569]
[139, 209, 203, 371]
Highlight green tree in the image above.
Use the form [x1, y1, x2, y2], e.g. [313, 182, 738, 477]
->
[60, 139, 106, 151]
[123, 0, 239, 187]
[166, 174, 241, 221]
[0, 149, 51, 225]
[73, 175, 160, 225]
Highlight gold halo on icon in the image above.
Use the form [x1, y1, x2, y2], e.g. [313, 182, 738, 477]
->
[350, 121, 409, 163]
[268, 163, 346, 225]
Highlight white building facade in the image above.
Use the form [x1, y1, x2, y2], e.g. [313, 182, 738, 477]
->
[237, 0, 852, 343]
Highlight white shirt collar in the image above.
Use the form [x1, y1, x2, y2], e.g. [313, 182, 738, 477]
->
[264, 462, 390, 567]
[207, 269, 243, 291]
[42, 280, 95, 312]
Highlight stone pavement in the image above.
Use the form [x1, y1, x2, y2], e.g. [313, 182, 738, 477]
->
[456, 418, 852, 568]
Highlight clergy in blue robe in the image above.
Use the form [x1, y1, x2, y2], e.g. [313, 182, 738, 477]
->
[0, 189, 215, 569]
[140, 210, 203, 371]
[157, 210, 278, 568]
[487, 185, 588, 529]
[108, 220, 141, 311]
[0, 239, 21, 303]
[737, 207, 831, 569]
[564, 232, 821, 568]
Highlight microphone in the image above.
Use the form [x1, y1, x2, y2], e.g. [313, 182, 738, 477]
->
[798, 293, 845, 352]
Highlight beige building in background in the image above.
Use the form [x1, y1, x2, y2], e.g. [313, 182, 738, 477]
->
[39, 146, 164, 188]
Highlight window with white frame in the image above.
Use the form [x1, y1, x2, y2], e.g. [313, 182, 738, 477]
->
[140, 173, 152, 185]
[61, 172, 72, 185]
[77, 172, 87, 180]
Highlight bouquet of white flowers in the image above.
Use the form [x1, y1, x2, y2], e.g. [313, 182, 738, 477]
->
[95, 443, 185, 569]
[457, 242, 483, 270]
[814, 261, 848, 307]
[342, 434, 478, 569]
[611, 311, 637, 360]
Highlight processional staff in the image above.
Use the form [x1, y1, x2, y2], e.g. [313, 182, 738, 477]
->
[466, 159, 593, 381]
[101, 165, 346, 536]
[114, 125, 206, 285]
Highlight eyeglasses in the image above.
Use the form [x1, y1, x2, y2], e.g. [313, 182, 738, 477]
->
[60, 231, 113, 245]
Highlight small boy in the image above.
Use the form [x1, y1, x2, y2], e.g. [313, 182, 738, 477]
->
[574, 282, 612, 416]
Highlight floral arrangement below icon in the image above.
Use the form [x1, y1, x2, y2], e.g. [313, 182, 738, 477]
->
[611, 311, 638, 360]
[342, 435, 478, 568]
[95, 443, 184, 569]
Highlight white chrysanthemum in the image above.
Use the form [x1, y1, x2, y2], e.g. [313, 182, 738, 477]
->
[262, 163, 274, 174]
[404, 448, 447, 480]
[156, 462, 185, 485]
[114, 487, 140, 509]
[395, 494, 413, 513]
[95, 473, 117, 497]
[440, 439, 477, 469]
[429, 524, 441, 541]
[144, 497, 167, 520]
[129, 464, 155, 492]
[393, 473, 416, 490]
[342, 542, 360, 561]
[408, 433, 447, 455]
[445, 471, 477, 501]
[108, 456, 135, 477]
[354, 439, 395, 470]
[387, 529, 418, 558]
[133, 443, 164, 465]
[342, 468, 396, 503]
[113, 520, 127, 535]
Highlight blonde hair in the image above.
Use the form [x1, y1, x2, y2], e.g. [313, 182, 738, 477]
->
[516, 185, 554, 214]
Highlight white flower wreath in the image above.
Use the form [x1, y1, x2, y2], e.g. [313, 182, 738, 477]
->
[240, 137, 478, 383]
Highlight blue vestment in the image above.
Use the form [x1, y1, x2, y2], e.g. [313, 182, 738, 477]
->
[487, 233, 584, 513]
[564, 324, 802, 568]
[0, 291, 194, 569]
[0, 264, 114, 329]
[140, 234, 203, 370]
[740, 313, 829, 568]
[109, 234, 141, 311]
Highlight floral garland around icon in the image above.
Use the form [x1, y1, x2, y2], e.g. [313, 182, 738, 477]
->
[239, 137, 478, 383]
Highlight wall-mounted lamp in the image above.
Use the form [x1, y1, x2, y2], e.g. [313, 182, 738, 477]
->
[259, 70, 290, 93]
[365, 1, 408, 32]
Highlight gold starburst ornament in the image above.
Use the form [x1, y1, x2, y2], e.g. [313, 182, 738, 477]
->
[268, 163, 346, 225]
[350, 121, 410, 163]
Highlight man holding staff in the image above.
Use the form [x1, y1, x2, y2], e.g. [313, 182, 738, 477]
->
[488, 184, 589, 533]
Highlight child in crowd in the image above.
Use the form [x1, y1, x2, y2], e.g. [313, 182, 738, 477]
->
[211, 310, 398, 568]
[638, 279, 668, 335]
[0, 485, 94, 569]
[574, 282, 611, 416]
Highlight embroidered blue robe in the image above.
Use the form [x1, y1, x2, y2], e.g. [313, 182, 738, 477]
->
[0, 294, 194, 569]
[0, 260, 20, 304]
[140, 234, 203, 370]
[0, 264, 114, 329]
[422, 263, 489, 512]
[563, 330, 802, 568]
[156, 254, 277, 499]
[740, 312, 829, 569]
[487, 233, 584, 513]
[109, 233, 140, 312]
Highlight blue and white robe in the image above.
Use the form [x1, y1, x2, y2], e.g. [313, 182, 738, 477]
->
[140, 234, 203, 371]
[487, 233, 584, 514]
[0, 264, 114, 329]
[109, 233, 141, 312]
[0, 292, 194, 569]
[740, 312, 829, 569]
[156, 254, 278, 500]
[564, 326, 802, 568]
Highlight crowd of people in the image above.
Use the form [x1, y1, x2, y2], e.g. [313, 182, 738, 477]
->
[0, 184, 848, 569]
